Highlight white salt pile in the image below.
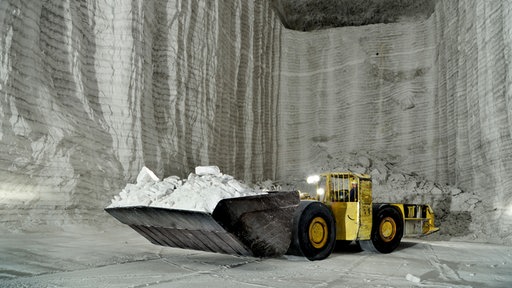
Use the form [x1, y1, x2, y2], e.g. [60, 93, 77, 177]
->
[107, 166, 266, 213]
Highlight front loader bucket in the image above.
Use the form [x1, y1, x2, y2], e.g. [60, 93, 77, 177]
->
[105, 191, 299, 258]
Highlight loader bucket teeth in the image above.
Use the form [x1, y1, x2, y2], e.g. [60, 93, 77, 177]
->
[105, 206, 253, 255]
[105, 191, 300, 258]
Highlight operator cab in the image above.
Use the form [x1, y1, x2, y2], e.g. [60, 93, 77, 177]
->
[306, 172, 369, 203]
[306, 172, 373, 241]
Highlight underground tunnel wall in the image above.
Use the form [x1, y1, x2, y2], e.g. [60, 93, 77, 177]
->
[0, 0, 511, 243]
[276, 0, 512, 243]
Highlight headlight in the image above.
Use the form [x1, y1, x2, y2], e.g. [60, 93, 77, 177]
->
[317, 188, 325, 197]
[307, 175, 320, 184]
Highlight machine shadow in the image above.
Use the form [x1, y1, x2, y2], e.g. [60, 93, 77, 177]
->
[332, 241, 364, 254]
[331, 240, 420, 255]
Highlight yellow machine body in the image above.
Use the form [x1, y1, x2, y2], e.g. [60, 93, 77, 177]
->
[305, 172, 439, 241]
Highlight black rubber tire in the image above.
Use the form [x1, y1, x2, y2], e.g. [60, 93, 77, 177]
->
[287, 201, 336, 261]
[359, 205, 403, 254]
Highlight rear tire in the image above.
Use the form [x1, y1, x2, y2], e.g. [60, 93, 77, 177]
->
[359, 205, 403, 254]
[287, 201, 336, 261]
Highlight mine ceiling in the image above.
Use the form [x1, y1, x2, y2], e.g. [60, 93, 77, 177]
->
[271, 0, 436, 31]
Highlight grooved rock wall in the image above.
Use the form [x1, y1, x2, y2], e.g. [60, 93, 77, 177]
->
[435, 1, 512, 242]
[0, 0, 511, 244]
[277, 19, 437, 179]
[275, 0, 512, 243]
[0, 0, 280, 227]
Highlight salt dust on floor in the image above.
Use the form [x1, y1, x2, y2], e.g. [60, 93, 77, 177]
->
[1, 223, 510, 288]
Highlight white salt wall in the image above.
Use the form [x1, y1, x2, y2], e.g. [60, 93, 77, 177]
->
[276, 1, 512, 243]
[433, 1, 512, 242]
[277, 20, 437, 179]
[0, 0, 280, 227]
[0, 0, 511, 243]
[277, 1, 512, 243]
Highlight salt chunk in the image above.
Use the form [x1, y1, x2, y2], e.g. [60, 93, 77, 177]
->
[431, 187, 443, 195]
[391, 173, 406, 182]
[405, 274, 421, 283]
[350, 166, 367, 174]
[123, 183, 136, 192]
[406, 181, 417, 190]
[227, 179, 245, 192]
[163, 175, 182, 187]
[357, 156, 371, 167]
[195, 166, 221, 176]
[108, 165, 266, 213]
[136, 166, 160, 184]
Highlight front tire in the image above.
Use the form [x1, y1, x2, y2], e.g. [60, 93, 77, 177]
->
[359, 205, 403, 253]
[287, 201, 336, 260]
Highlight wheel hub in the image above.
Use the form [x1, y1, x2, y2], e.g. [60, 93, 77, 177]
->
[379, 216, 397, 242]
[309, 217, 328, 248]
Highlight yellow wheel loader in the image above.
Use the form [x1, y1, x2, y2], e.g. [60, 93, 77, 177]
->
[106, 172, 439, 261]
